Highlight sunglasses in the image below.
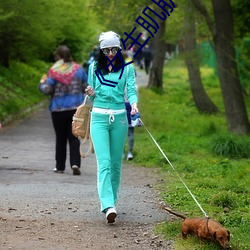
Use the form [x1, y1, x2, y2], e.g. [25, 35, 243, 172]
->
[102, 47, 119, 55]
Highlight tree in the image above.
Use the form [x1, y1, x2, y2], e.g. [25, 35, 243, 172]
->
[232, 0, 250, 95]
[232, 0, 250, 39]
[93, 0, 172, 90]
[147, 1, 178, 90]
[191, 0, 250, 134]
[0, 0, 98, 66]
[92, 0, 148, 36]
[184, 1, 218, 114]
[147, 8, 167, 90]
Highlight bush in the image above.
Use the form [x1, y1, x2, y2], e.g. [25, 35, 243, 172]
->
[210, 191, 237, 209]
[0, 60, 49, 122]
[210, 135, 250, 159]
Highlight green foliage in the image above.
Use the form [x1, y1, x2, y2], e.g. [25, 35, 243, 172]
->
[171, 0, 212, 44]
[210, 191, 238, 209]
[236, 37, 250, 95]
[92, 0, 148, 36]
[154, 221, 181, 240]
[210, 135, 250, 159]
[232, 0, 250, 39]
[163, 0, 185, 44]
[0, 0, 99, 66]
[233, 0, 250, 97]
[0, 60, 49, 122]
[129, 58, 250, 249]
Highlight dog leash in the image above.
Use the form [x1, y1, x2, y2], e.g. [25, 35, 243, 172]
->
[139, 118, 209, 218]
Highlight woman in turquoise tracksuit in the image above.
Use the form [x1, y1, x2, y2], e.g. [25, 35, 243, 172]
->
[86, 31, 138, 223]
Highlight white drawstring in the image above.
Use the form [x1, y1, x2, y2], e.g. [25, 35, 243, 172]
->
[109, 112, 115, 124]
[92, 107, 124, 125]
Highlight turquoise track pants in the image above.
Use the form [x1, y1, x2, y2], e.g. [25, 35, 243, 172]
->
[90, 111, 128, 212]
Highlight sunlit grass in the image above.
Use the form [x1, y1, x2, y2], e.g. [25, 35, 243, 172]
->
[129, 58, 250, 250]
[1, 57, 249, 249]
[0, 60, 49, 122]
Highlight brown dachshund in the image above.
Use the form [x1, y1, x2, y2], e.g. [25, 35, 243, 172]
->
[162, 207, 231, 249]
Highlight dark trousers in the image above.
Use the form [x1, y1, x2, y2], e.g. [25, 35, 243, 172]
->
[125, 102, 134, 153]
[51, 110, 80, 171]
[127, 127, 134, 152]
[144, 59, 151, 74]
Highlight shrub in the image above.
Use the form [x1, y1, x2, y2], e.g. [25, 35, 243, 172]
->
[210, 191, 237, 209]
[210, 135, 250, 159]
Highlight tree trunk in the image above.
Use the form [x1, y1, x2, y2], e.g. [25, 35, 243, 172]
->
[191, 0, 250, 134]
[147, 10, 166, 90]
[184, 5, 218, 114]
[212, 0, 250, 134]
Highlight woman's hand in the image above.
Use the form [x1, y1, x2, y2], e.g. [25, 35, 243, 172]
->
[40, 74, 47, 83]
[131, 103, 138, 116]
[85, 86, 95, 97]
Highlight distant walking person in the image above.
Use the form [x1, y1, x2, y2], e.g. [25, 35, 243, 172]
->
[123, 50, 137, 161]
[143, 45, 152, 74]
[125, 101, 135, 160]
[39, 45, 88, 175]
[86, 45, 99, 71]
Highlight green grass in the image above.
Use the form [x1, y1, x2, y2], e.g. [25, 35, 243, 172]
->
[128, 58, 250, 250]
[0, 60, 50, 123]
[1, 57, 249, 249]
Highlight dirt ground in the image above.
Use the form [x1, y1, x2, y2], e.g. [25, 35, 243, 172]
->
[0, 97, 174, 249]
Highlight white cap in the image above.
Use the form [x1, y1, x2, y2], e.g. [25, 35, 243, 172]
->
[99, 31, 121, 49]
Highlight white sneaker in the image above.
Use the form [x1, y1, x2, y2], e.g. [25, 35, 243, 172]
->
[53, 168, 64, 173]
[105, 207, 117, 223]
[127, 152, 133, 160]
[72, 165, 81, 175]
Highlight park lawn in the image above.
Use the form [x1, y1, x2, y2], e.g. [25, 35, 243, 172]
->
[0, 60, 50, 123]
[129, 58, 250, 250]
[1, 57, 249, 249]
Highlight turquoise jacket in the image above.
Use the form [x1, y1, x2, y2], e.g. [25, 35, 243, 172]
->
[87, 62, 138, 110]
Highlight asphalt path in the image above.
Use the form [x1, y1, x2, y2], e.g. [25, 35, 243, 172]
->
[0, 69, 172, 249]
[0, 106, 165, 222]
